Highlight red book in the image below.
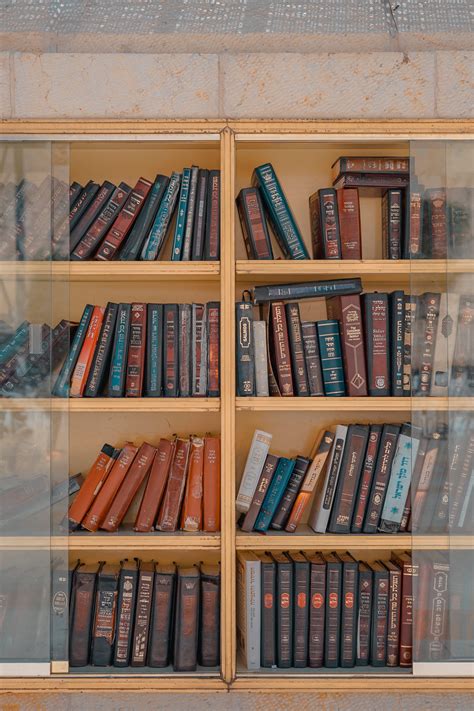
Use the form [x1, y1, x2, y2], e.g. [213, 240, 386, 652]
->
[156, 438, 191, 531]
[337, 188, 362, 259]
[134, 438, 175, 532]
[70, 306, 105, 397]
[181, 437, 204, 532]
[203, 436, 220, 532]
[125, 303, 146, 397]
[71, 183, 131, 260]
[68, 444, 116, 528]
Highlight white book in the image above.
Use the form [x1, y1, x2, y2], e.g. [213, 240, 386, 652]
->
[431, 292, 460, 396]
[236, 552, 261, 670]
[236, 429, 272, 513]
[308, 424, 348, 533]
[253, 321, 269, 397]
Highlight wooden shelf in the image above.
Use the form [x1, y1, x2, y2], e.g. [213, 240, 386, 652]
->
[236, 396, 471, 412]
[0, 397, 220, 412]
[0, 261, 220, 282]
[0, 533, 220, 551]
[0, 677, 226, 691]
[232, 677, 470, 691]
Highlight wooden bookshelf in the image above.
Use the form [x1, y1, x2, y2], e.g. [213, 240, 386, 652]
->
[0, 118, 472, 693]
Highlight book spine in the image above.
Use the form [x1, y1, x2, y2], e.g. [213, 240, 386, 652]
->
[69, 181, 115, 253]
[181, 166, 199, 261]
[326, 295, 367, 397]
[254, 458, 295, 532]
[191, 169, 208, 260]
[133, 438, 174, 532]
[237, 557, 261, 669]
[363, 425, 400, 532]
[351, 425, 382, 532]
[237, 188, 273, 259]
[174, 571, 200, 672]
[163, 304, 179, 397]
[67, 444, 116, 527]
[69, 306, 105, 397]
[308, 192, 323, 259]
[69, 570, 97, 667]
[203, 436, 220, 532]
[317, 320, 346, 396]
[379, 425, 421, 532]
[0, 320, 30, 366]
[336, 157, 410, 174]
[171, 168, 191, 261]
[240, 454, 279, 532]
[356, 568, 372, 665]
[370, 571, 389, 666]
[431, 293, 460, 397]
[386, 567, 402, 666]
[108, 303, 131, 397]
[71, 183, 130, 260]
[276, 559, 293, 667]
[119, 174, 169, 261]
[270, 456, 310, 530]
[84, 303, 119, 397]
[130, 568, 154, 666]
[390, 290, 405, 396]
[328, 425, 369, 533]
[91, 571, 119, 666]
[319, 188, 342, 259]
[324, 562, 342, 667]
[177, 303, 191, 397]
[68, 181, 99, 232]
[207, 302, 220, 397]
[424, 557, 450, 661]
[181, 437, 204, 532]
[428, 188, 448, 258]
[236, 301, 255, 396]
[300, 321, 324, 396]
[260, 560, 276, 668]
[148, 571, 175, 667]
[191, 303, 207, 397]
[308, 426, 347, 533]
[236, 429, 272, 513]
[403, 185, 424, 259]
[145, 304, 163, 397]
[340, 562, 358, 668]
[285, 302, 309, 396]
[140, 172, 181, 261]
[363, 293, 390, 396]
[53, 306, 93, 397]
[271, 302, 294, 396]
[199, 571, 220, 667]
[411, 435, 443, 532]
[293, 561, 310, 668]
[204, 169, 220, 260]
[334, 173, 409, 190]
[253, 277, 362, 305]
[337, 187, 362, 259]
[125, 303, 146, 397]
[450, 295, 474, 396]
[156, 438, 191, 531]
[418, 292, 441, 395]
[397, 557, 417, 666]
[253, 320, 269, 397]
[402, 295, 417, 396]
[95, 178, 151, 260]
[308, 561, 326, 668]
[382, 189, 403, 259]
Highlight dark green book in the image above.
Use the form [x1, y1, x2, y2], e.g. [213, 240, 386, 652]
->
[317, 319, 346, 396]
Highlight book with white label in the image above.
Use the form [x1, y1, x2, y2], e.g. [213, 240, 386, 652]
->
[236, 429, 272, 513]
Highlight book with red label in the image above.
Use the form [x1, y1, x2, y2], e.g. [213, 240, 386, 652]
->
[324, 552, 342, 668]
[207, 301, 220, 397]
[130, 561, 155, 667]
[147, 563, 176, 667]
[270, 301, 294, 396]
[382, 189, 403, 260]
[164, 304, 179, 397]
[91, 562, 120, 666]
[237, 187, 274, 259]
[370, 561, 389, 666]
[199, 564, 221, 667]
[156, 437, 191, 531]
[125, 303, 146, 397]
[363, 424, 400, 532]
[69, 306, 105, 397]
[356, 561, 373, 666]
[328, 424, 370, 534]
[95, 177, 152, 260]
[338, 551, 358, 668]
[351, 424, 382, 533]
[272, 551, 293, 668]
[181, 436, 204, 532]
[113, 560, 138, 667]
[67, 444, 116, 529]
[384, 560, 402, 666]
[391, 551, 418, 666]
[174, 566, 200, 672]
[318, 188, 342, 259]
[69, 562, 100, 667]
[417, 292, 441, 396]
[308, 190, 323, 259]
[331, 156, 410, 181]
[336, 187, 362, 259]
[100, 442, 156, 532]
[307, 552, 326, 668]
[362, 292, 390, 396]
[69, 181, 116, 253]
[285, 302, 309, 396]
[289, 551, 310, 668]
[203, 435, 221, 532]
[259, 553, 276, 668]
[426, 188, 448, 258]
[133, 437, 175, 532]
[240, 453, 279, 533]
[326, 294, 367, 396]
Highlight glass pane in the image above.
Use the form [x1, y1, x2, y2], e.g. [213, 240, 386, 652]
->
[0, 141, 70, 674]
[410, 139, 473, 675]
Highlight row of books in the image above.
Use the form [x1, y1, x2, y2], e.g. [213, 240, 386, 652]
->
[236, 284, 473, 398]
[238, 549, 452, 670]
[68, 559, 220, 669]
[0, 168, 220, 262]
[0, 301, 220, 398]
[67, 435, 220, 533]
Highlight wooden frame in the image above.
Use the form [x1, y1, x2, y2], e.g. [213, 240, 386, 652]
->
[0, 118, 473, 694]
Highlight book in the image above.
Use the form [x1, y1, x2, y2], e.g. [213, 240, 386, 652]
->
[203, 435, 221, 532]
[270, 455, 311, 530]
[403, 183, 424, 259]
[318, 188, 342, 259]
[237, 552, 261, 670]
[191, 302, 207, 397]
[191, 169, 208, 261]
[253, 277, 362, 305]
[67, 444, 116, 529]
[148, 564, 176, 667]
[240, 454, 279, 533]
[450, 295, 474, 397]
[237, 187, 274, 259]
[338, 552, 358, 668]
[391, 552, 417, 667]
[108, 303, 131, 397]
[84, 302, 119, 397]
[324, 552, 342, 668]
[199, 564, 220, 667]
[253, 320, 269, 396]
[254, 458, 295, 532]
[163, 304, 179, 397]
[181, 436, 204, 532]
[301, 322, 324, 396]
[204, 169, 220, 260]
[333, 173, 409, 191]
[331, 156, 409, 180]
[306, 552, 326, 668]
[402, 295, 417, 396]
[309, 190, 323, 259]
[133, 437, 175, 532]
[351, 425, 383, 533]
[140, 172, 181, 261]
[273, 552, 293, 668]
[390, 290, 405, 396]
[363, 424, 401, 532]
[171, 168, 191, 261]
[236, 429, 272, 514]
[410, 430, 444, 532]
[91, 563, 120, 666]
[417, 292, 441, 395]
[285, 302, 309, 396]
[145, 303, 163, 397]
[131, 561, 155, 667]
[379, 424, 422, 532]
[414, 553, 450, 662]
[207, 301, 220, 397]
[271, 302, 294, 396]
[326, 294, 367, 397]
[69, 563, 99, 667]
[317, 319, 346, 396]
[370, 561, 389, 666]
[181, 166, 199, 261]
[259, 553, 276, 668]
[53, 305, 93, 397]
[125, 303, 147, 397]
[337, 187, 362, 259]
[69, 306, 105, 397]
[382, 189, 403, 259]
[308, 425, 348, 533]
[236, 300, 255, 396]
[384, 560, 402, 667]
[156, 437, 191, 531]
[69, 180, 116, 253]
[426, 188, 448, 258]
[363, 292, 390, 396]
[430, 292, 460, 396]
[399, 435, 430, 533]
[328, 424, 369, 534]
[289, 552, 310, 668]
[69, 181, 100, 232]
[178, 303, 192, 397]
[119, 174, 169, 261]
[356, 561, 373, 666]
[260, 302, 280, 396]
[253, 163, 309, 260]
[50, 557, 70, 663]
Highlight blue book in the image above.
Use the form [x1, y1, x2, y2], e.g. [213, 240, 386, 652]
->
[108, 303, 131, 397]
[317, 320, 346, 396]
[52, 306, 93, 397]
[171, 168, 191, 261]
[254, 458, 296, 532]
[0, 320, 30, 366]
[252, 163, 309, 260]
[145, 304, 163, 397]
[140, 172, 181, 261]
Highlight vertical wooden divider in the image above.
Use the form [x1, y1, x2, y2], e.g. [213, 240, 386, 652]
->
[220, 126, 236, 683]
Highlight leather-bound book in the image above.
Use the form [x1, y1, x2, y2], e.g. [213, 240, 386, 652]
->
[181, 166, 199, 261]
[328, 424, 369, 533]
[351, 424, 382, 533]
[236, 300, 255, 396]
[140, 173, 181, 260]
[71, 183, 131, 260]
[253, 320, 269, 396]
[308, 190, 323, 259]
[379, 424, 422, 532]
[148, 563, 176, 667]
[382, 189, 403, 259]
[356, 561, 373, 666]
[69, 181, 100, 232]
[192, 303, 208, 397]
[70, 306, 105, 397]
[69, 562, 100, 667]
[363, 424, 400, 533]
[156, 438, 191, 531]
[319, 188, 342, 259]
[134, 437, 175, 532]
[410, 431, 443, 532]
[108, 303, 132, 397]
[326, 294, 367, 396]
[84, 302, 119, 397]
[301, 321, 324, 396]
[338, 552, 358, 668]
[53, 304, 93, 397]
[259, 301, 281, 395]
[131, 561, 155, 667]
[337, 187, 362, 259]
[174, 566, 200, 672]
[333, 173, 409, 192]
[67, 444, 116, 529]
[369, 561, 389, 666]
[163, 304, 179, 397]
[289, 551, 310, 668]
[285, 302, 309, 396]
[237, 187, 274, 259]
[199, 564, 221, 667]
[95, 177, 152, 260]
[403, 182, 424, 258]
[417, 292, 441, 396]
[332, 156, 410, 179]
[402, 295, 418, 396]
[426, 188, 448, 258]
[258, 553, 276, 668]
[317, 319, 346, 396]
[191, 169, 209, 261]
[389, 290, 405, 396]
[203, 435, 221, 532]
[181, 436, 204, 532]
[308, 425, 348, 534]
[362, 292, 390, 397]
[324, 552, 342, 668]
[171, 167, 190, 262]
[101, 442, 156, 532]
[391, 551, 417, 667]
[240, 454, 279, 532]
[119, 174, 169, 261]
[272, 552, 293, 668]
[81, 444, 138, 532]
[236, 429, 272, 514]
[271, 301, 294, 396]
[270, 455, 311, 530]
[69, 180, 116, 253]
[254, 458, 295, 532]
[384, 560, 402, 666]
[207, 301, 220, 397]
[113, 560, 138, 667]
[91, 563, 120, 666]
[125, 302, 146, 397]
[204, 169, 220, 260]
[178, 303, 192, 397]
[51, 557, 70, 663]
[145, 304, 163, 397]
[306, 552, 326, 668]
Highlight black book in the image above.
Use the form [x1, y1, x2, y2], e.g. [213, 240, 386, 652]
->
[69, 181, 83, 207]
[191, 169, 209, 261]
[119, 174, 169, 261]
[301, 321, 324, 396]
[253, 278, 362, 305]
[204, 170, 221, 260]
[51, 557, 69, 663]
[145, 303, 164, 397]
[236, 300, 255, 396]
[113, 560, 139, 667]
[174, 566, 200, 672]
[272, 552, 293, 668]
[84, 302, 119, 397]
[363, 424, 401, 533]
[69, 180, 100, 232]
[69, 563, 100, 667]
[108, 303, 132, 397]
[324, 553, 342, 668]
[91, 563, 120, 666]
[163, 304, 179, 397]
[199, 564, 221, 667]
[70, 180, 116, 252]
[178, 303, 192, 397]
[356, 561, 373, 666]
[270, 455, 311, 530]
[52, 304, 94, 398]
[328, 424, 370, 534]
[351, 424, 383, 533]
[338, 552, 358, 668]
[390, 290, 405, 396]
[370, 561, 389, 666]
[382, 189, 403, 259]
[289, 552, 310, 668]
[259, 553, 277, 668]
[148, 564, 176, 667]
[131, 561, 155, 667]
[285, 302, 309, 396]
[307, 552, 326, 668]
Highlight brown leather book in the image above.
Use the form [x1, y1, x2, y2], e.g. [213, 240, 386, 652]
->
[207, 302, 220, 397]
[131, 561, 155, 667]
[285, 302, 309, 396]
[270, 301, 294, 396]
[319, 188, 342, 259]
[181, 436, 204, 532]
[337, 188, 362, 259]
[384, 560, 402, 666]
[71, 183, 131, 260]
[147, 563, 176, 667]
[125, 303, 147, 397]
[203, 435, 221, 532]
[156, 438, 191, 531]
[362, 292, 390, 396]
[70, 306, 105, 397]
[100, 442, 156, 532]
[113, 559, 139, 667]
[67, 444, 116, 529]
[81, 444, 138, 532]
[427, 188, 448, 258]
[308, 191, 323, 259]
[391, 551, 418, 667]
[133, 438, 175, 532]
[328, 424, 370, 534]
[240, 453, 279, 533]
[199, 564, 220, 667]
[69, 562, 100, 667]
[413, 552, 450, 662]
[326, 294, 367, 397]
[90, 562, 120, 666]
[174, 566, 200, 672]
[418, 292, 441, 395]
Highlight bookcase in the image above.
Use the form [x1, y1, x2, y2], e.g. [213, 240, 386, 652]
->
[0, 119, 472, 694]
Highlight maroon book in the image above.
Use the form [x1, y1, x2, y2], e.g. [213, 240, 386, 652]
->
[319, 188, 341, 259]
[384, 560, 402, 666]
[337, 188, 362, 259]
[362, 292, 390, 397]
[309, 191, 323, 259]
[156, 438, 191, 531]
[391, 552, 417, 667]
[418, 292, 441, 395]
[427, 188, 448, 258]
[326, 294, 367, 397]
[270, 301, 294, 396]
[125, 303, 147, 397]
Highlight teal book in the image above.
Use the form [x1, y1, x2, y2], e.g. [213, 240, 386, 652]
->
[119, 174, 169, 261]
[317, 320, 346, 396]
[140, 172, 181, 261]
[52, 306, 93, 397]
[254, 458, 296, 532]
[252, 163, 309, 260]
[0, 320, 30, 366]
[171, 168, 191, 261]
[108, 303, 131, 397]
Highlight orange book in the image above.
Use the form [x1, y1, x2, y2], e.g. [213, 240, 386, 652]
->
[67, 443, 116, 528]
[81, 443, 138, 531]
[181, 437, 204, 532]
[155, 438, 191, 532]
[134, 438, 175, 532]
[202, 436, 220, 532]
[69, 305, 105, 397]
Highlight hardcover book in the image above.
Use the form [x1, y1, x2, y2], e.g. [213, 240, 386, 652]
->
[203, 435, 221, 532]
[253, 320, 270, 396]
[145, 303, 164, 397]
[316, 319, 346, 396]
[147, 564, 176, 667]
[273, 552, 294, 668]
[363, 424, 401, 533]
[191, 169, 208, 261]
[288, 552, 310, 668]
[337, 187, 362, 259]
[131, 561, 155, 666]
[301, 321, 324, 396]
[351, 425, 382, 533]
[253, 278, 362, 305]
[140, 172, 181, 261]
[254, 457, 295, 532]
[95, 178, 151, 260]
[259, 553, 276, 668]
[362, 292, 390, 397]
[236, 300, 255, 396]
[338, 552, 358, 668]
[326, 294, 367, 397]
[271, 302, 294, 396]
[163, 304, 179, 397]
[237, 552, 261, 670]
[240, 453, 279, 532]
[84, 302, 119, 397]
[324, 553, 342, 668]
[204, 169, 221, 260]
[237, 187, 274, 259]
[382, 189, 403, 260]
[133, 437, 175, 532]
[390, 290, 405, 396]
[120, 174, 169, 261]
[285, 302, 309, 396]
[199, 564, 221, 667]
[91, 563, 120, 666]
[156, 437, 191, 531]
[379, 424, 421, 532]
[125, 303, 146, 397]
[370, 561, 389, 666]
[308, 425, 348, 534]
[270, 455, 311, 530]
[307, 552, 326, 668]
[171, 168, 191, 261]
[318, 188, 342, 259]
[236, 429, 272, 514]
[108, 303, 131, 397]
[356, 561, 373, 666]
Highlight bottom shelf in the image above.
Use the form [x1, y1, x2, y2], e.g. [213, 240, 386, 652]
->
[68, 665, 220, 677]
[236, 664, 410, 676]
